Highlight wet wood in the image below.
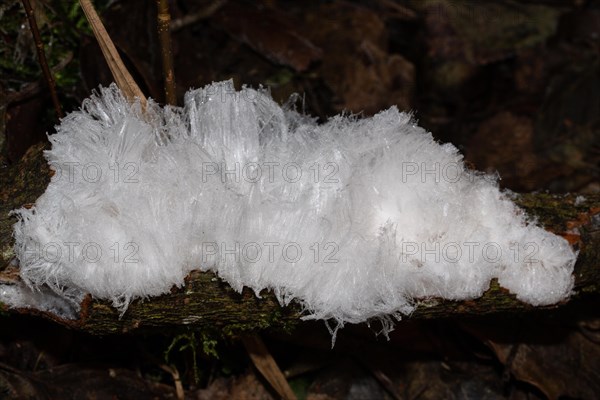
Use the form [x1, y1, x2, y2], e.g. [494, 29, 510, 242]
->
[1, 142, 598, 336]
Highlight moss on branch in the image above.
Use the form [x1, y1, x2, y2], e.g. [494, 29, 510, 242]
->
[1, 143, 599, 335]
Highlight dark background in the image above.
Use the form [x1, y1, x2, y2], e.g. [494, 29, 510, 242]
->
[1, 0, 599, 398]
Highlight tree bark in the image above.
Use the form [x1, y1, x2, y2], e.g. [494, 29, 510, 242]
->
[1, 142, 599, 335]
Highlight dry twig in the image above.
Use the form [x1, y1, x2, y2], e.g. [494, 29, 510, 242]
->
[169, 0, 226, 32]
[242, 334, 297, 400]
[157, 0, 176, 105]
[78, 0, 147, 106]
[21, 0, 63, 119]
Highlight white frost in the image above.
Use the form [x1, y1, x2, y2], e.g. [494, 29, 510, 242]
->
[11, 81, 576, 331]
[0, 283, 81, 319]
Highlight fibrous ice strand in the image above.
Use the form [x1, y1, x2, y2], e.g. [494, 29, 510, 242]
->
[10, 81, 576, 335]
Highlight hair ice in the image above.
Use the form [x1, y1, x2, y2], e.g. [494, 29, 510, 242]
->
[10, 81, 576, 333]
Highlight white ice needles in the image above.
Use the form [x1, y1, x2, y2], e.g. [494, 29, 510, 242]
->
[11, 81, 577, 332]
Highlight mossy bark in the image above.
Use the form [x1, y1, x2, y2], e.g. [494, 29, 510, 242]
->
[1, 143, 599, 335]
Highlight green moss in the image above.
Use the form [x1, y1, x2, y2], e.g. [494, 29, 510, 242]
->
[164, 332, 203, 383]
[200, 333, 219, 359]
[0, 0, 112, 115]
[1, 143, 50, 269]
[289, 375, 312, 400]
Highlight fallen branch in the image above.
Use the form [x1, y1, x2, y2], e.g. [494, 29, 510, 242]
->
[0, 142, 598, 336]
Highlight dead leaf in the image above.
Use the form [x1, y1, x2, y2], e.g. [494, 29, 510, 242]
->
[488, 329, 600, 399]
[214, 2, 322, 72]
